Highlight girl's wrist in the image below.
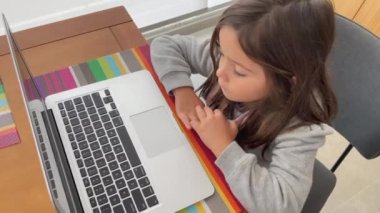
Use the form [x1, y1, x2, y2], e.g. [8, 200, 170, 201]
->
[172, 87, 194, 98]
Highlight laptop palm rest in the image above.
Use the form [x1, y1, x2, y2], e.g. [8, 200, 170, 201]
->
[130, 106, 184, 158]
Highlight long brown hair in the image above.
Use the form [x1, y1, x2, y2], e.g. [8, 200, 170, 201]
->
[199, 0, 337, 156]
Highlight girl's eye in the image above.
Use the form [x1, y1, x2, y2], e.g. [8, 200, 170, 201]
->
[234, 69, 246, 77]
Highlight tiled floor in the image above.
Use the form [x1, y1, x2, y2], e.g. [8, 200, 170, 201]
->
[187, 26, 380, 213]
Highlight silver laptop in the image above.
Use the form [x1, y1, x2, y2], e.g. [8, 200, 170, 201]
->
[2, 14, 214, 213]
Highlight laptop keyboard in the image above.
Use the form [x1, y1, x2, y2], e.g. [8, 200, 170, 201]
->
[58, 89, 159, 213]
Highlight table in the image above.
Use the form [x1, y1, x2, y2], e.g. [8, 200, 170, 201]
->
[0, 7, 146, 212]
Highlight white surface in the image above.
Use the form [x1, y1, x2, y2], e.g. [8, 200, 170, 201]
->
[0, 0, 207, 35]
[207, 0, 231, 8]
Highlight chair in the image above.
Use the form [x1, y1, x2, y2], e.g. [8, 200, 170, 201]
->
[302, 14, 380, 213]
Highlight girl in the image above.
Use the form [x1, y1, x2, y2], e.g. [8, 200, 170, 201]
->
[151, 0, 337, 212]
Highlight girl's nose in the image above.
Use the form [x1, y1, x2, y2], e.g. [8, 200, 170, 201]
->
[216, 58, 229, 82]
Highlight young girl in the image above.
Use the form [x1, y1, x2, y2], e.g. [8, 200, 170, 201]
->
[151, 0, 337, 212]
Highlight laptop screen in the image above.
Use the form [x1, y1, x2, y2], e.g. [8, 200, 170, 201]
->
[2, 14, 51, 134]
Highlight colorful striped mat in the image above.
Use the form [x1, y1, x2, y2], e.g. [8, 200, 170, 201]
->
[0, 81, 21, 148]
[23, 44, 245, 213]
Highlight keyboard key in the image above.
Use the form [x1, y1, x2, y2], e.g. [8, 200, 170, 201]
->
[83, 95, 94, 107]
[98, 107, 107, 115]
[104, 122, 113, 130]
[123, 198, 137, 213]
[88, 106, 96, 114]
[90, 114, 99, 122]
[68, 110, 77, 119]
[90, 142, 100, 151]
[93, 150, 103, 159]
[115, 179, 126, 189]
[68, 133, 75, 141]
[74, 150, 81, 159]
[94, 121, 102, 129]
[101, 114, 110, 123]
[97, 194, 108, 206]
[103, 97, 111, 104]
[110, 137, 120, 145]
[110, 110, 119, 118]
[93, 184, 105, 195]
[76, 133, 85, 142]
[99, 167, 110, 177]
[76, 104, 85, 112]
[117, 126, 141, 167]
[113, 205, 125, 213]
[131, 189, 147, 211]
[105, 153, 115, 162]
[84, 126, 94, 135]
[79, 111, 88, 119]
[86, 187, 93, 197]
[133, 166, 146, 178]
[58, 103, 64, 110]
[102, 144, 112, 153]
[117, 153, 127, 163]
[73, 125, 83, 134]
[60, 110, 66, 117]
[142, 186, 154, 197]
[90, 197, 97, 207]
[63, 117, 69, 125]
[120, 188, 130, 198]
[112, 117, 123, 127]
[78, 141, 88, 150]
[100, 204, 111, 213]
[123, 170, 134, 180]
[105, 89, 110, 96]
[87, 166, 98, 176]
[112, 170, 123, 180]
[96, 129, 106, 137]
[109, 161, 118, 171]
[120, 161, 130, 171]
[81, 118, 91, 127]
[91, 92, 104, 108]
[65, 125, 72, 133]
[83, 177, 90, 187]
[110, 103, 116, 109]
[84, 157, 94, 167]
[127, 179, 138, 190]
[81, 149, 91, 158]
[106, 185, 117, 196]
[77, 159, 84, 168]
[107, 129, 116, 138]
[110, 195, 121, 206]
[74, 97, 83, 105]
[113, 145, 123, 154]
[71, 142, 78, 150]
[64, 100, 75, 111]
[70, 118, 80, 126]
[103, 176, 113, 186]
[146, 196, 159, 207]
[99, 137, 109, 145]
[91, 175, 101, 185]
[93, 208, 100, 213]
[87, 134, 96, 142]
[138, 177, 150, 188]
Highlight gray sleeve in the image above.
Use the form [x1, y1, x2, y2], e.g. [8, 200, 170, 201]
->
[150, 35, 213, 93]
[215, 124, 334, 213]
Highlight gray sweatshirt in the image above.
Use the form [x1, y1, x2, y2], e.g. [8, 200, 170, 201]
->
[150, 35, 333, 213]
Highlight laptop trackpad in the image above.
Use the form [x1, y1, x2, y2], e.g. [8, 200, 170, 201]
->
[130, 106, 184, 158]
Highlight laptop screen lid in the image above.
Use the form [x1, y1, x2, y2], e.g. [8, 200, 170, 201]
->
[2, 14, 81, 212]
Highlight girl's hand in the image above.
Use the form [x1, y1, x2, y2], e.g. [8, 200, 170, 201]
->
[173, 87, 205, 129]
[190, 105, 238, 157]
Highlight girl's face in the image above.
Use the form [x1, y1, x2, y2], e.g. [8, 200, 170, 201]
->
[217, 26, 270, 103]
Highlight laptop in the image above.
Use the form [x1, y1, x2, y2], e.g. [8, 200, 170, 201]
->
[2, 14, 214, 213]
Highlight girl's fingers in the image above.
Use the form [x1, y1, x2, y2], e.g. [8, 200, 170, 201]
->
[195, 105, 206, 120]
[179, 113, 191, 129]
[204, 106, 213, 117]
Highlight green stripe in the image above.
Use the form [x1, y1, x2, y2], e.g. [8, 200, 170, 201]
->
[97, 57, 114, 79]
[88, 60, 106, 81]
[0, 84, 4, 94]
[177, 209, 188, 213]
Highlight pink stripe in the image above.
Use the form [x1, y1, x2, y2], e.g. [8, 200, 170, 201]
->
[26, 79, 35, 100]
[0, 130, 20, 149]
[23, 79, 33, 101]
[59, 67, 77, 90]
[43, 73, 55, 95]
[51, 71, 63, 92]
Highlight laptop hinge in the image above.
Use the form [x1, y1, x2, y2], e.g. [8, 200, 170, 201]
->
[41, 109, 84, 213]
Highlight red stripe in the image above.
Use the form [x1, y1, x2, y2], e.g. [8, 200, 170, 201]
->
[51, 71, 63, 92]
[43, 72, 55, 94]
[59, 67, 77, 90]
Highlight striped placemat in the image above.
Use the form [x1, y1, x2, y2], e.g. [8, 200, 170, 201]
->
[0, 81, 21, 148]
[24, 44, 244, 213]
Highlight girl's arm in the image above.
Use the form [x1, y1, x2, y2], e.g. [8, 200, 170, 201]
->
[215, 124, 334, 213]
[150, 35, 213, 93]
